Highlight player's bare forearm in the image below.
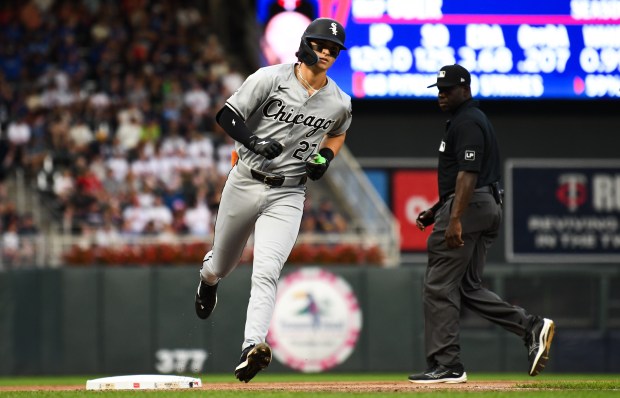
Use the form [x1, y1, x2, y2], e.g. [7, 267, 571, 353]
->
[320, 132, 346, 156]
[305, 133, 346, 181]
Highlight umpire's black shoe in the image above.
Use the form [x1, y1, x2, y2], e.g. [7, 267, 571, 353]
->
[408, 364, 467, 384]
[234, 343, 272, 383]
[526, 317, 555, 376]
[195, 280, 218, 319]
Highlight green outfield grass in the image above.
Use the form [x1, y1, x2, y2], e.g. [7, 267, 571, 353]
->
[0, 373, 618, 397]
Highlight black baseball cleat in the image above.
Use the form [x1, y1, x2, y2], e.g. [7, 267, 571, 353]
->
[234, 343, 272, 383]
[526, 317, 555, 376]
[195, 280, 218, 320]
[408, 363, 467, 384]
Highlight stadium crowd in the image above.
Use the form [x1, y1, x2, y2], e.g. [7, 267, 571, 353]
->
[0, 0, 348, 267]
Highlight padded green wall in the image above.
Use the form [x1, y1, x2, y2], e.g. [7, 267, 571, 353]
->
[1, 265, 619, 375]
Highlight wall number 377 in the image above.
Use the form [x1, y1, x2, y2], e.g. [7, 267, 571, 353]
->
[155, 349, 207, 373]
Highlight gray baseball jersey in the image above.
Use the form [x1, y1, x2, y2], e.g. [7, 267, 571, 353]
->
[200, 62, 352, 350]
[226, 63, 352, 175]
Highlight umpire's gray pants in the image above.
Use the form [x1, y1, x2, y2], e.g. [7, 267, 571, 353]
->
[423, 192, 534, 368]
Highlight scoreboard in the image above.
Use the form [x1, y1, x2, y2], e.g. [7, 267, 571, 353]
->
[257, 0, 620, 100]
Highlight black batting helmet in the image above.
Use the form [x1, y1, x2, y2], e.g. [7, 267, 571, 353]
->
[296, 18, 346, 66]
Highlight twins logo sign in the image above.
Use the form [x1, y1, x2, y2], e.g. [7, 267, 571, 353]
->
[267, 268, 362, 372]
[506, 159, 620, 263]
[556, 174, 587, 212]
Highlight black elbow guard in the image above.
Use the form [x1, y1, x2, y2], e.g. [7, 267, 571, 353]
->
[216, 106, 253, 147]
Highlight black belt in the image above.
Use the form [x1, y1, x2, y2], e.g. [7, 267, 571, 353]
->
[440, 185, 494, 204]
[250, 169, 307, 187]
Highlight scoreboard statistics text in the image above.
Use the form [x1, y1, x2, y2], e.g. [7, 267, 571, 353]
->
[257, 0, 620, 99]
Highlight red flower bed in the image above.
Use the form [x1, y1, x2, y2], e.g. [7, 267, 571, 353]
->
[63, 242, 384, 266]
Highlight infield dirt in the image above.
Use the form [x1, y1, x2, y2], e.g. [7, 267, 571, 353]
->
[0, 380, 534, 392]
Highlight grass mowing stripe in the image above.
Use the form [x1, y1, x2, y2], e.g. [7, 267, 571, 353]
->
[516, 380, 620, 390]
[2, 391, 620, 398]
[0, 374, 619, 398]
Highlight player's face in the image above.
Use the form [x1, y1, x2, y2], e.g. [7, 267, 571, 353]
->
[437, 85, 470, 112]
[309, 40, 339, 69]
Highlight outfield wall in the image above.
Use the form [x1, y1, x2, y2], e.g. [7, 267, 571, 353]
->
[0, 265, 619, 376]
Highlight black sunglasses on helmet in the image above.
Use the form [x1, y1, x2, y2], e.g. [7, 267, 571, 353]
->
[309, 41, 340, 57]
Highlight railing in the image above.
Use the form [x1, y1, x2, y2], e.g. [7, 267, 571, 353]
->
[325, 146, 401, 266]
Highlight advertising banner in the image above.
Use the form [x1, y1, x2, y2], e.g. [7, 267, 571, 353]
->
[506, 159, 620, 262]
[392, 170, 438, 251]
[267, 268, 362, 372]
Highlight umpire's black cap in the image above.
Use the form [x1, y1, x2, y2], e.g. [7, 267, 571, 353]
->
[427, 64, 471, 88]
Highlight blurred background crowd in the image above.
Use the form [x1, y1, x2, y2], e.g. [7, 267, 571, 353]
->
[0, 0, 349, 267]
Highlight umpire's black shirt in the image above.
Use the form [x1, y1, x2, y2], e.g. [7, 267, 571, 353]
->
[437, 99, 500, 199]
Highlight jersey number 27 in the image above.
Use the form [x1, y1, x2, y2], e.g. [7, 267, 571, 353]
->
[292, 140, 318, 161]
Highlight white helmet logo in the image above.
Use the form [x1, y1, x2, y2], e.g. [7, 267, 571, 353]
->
[330, 22, 338, 35]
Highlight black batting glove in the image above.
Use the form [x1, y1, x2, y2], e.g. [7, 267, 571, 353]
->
[305, 153, 330, 180]
[246, 135, 283, 160]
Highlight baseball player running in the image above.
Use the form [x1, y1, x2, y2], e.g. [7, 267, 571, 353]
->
[194, 18, 352, 383]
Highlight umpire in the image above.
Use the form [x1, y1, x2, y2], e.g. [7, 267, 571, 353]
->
[408, 65, 554, 384]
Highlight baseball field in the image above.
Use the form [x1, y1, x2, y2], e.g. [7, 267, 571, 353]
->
[0, 373, 618, 397]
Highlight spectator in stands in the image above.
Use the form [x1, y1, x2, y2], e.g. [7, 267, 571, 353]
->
[1, 221, 20, 268]
[187, 128, 216, 172]
[106, 143, 130, 182]
[23, 111, 48, 177]
[76, 222, 95, 250]
[300, 196, 318, 233]
[147, 195, 173, 233]
[140, 117, 161, 147]
[47, 111, 71, 151]
[101, 166, 126, 199]
[17, 212, 38, 266]
[161, 173, 186, 210]
[53, 168, 75, 201]
[1, 201, 19, 231]
[116, 112, 142, 158]
[160, 121, 187, 156]
[6, 111, 31, 168]
[122, 194, 149, 236]
[215, 135, 235, 176]
[83, 201, 105, 229]
[17, 212, 39, 236]
[156, 224, 179, 244]
[94, 219, 123, 248]
[0, 130, 13, 199]
[184, 78, 211, 123]
[74, 156, 104, 199]
[184, 189, 212, 237]
[315, 198, 348, 233]
[68, 117, 94, 153]
[130, 145, 156, 179]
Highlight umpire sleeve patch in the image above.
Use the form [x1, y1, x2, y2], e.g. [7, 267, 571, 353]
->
[465, 150, 476, 161]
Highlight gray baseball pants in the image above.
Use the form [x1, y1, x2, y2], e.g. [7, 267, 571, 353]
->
[200, 165, 306, 350]
[423, 191, 535, 368]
